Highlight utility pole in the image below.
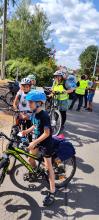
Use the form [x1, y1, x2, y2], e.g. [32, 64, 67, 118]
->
[1, 0, 7, 80]
[93, 47, 99, 77]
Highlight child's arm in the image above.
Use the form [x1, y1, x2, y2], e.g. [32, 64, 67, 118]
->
[66, 89, 74, 94]
[22, 125, 35, 136]
[13, 95, 19, 110]
[27, 127, 50, 150]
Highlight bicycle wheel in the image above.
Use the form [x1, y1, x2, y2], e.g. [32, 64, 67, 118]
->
[54, 156, 76, 188]
[5, 91, 14, 106]
[50, 109, 62, 136]
[0, 158, 9, 185]
[7, 155, 16, 174]
[45, 100, 51, 114]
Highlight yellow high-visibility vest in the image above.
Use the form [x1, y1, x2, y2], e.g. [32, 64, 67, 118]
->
[52, 83, 69, 100]
[76, 80, 87, 95]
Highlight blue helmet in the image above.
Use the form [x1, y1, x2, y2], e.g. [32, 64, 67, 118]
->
[26, 90, 46, 102]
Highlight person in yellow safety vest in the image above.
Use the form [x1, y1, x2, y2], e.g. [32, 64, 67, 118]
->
[69, 75, 88, 111]
[50, 70, 74, 130]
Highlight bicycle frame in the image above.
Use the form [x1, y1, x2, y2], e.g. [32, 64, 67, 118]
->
[2, 144, 42, 174]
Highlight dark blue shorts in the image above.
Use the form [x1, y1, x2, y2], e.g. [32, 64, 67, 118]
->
[87, 93, 94, 102]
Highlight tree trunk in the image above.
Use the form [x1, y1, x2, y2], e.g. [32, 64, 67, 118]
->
[1, 0, 7, 80]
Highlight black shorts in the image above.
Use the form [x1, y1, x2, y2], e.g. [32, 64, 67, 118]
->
[41, 144, 54, 158]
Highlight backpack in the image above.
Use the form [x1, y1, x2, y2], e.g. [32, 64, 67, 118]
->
[53, 137, 75, 161]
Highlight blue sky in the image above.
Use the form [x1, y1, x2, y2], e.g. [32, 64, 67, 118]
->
[29, 0, 99, 68]
[8, 0, 99, 69]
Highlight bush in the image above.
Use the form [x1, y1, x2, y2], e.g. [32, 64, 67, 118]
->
[2, 58, 56, 86]
[35, 63, 54, 86]
[5, 58, 35, 80]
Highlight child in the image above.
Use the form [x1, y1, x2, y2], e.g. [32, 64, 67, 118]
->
[86, 77, 97, 112]
[22, 90, 56, 206]
[28, 74, 36, 89]
[13, 78, 32, 141]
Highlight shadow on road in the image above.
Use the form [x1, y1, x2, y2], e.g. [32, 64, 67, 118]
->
[66, 179, 99, 219]
[65, 111, 99, 147]
[76, 157, 94, 174]
[9, 164, 69, 219]
[0, 191, 41, 220]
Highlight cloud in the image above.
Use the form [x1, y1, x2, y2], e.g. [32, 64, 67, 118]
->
[30, 0, 99, 68]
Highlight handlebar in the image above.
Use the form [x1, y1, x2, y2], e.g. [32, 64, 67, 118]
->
[9, 109, 32, 114]
[0, 132, 13, 142]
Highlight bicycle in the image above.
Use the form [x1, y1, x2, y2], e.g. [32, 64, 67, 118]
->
[44, 87, 64, 136]
[0, 81, 19, 107]
[0, 132, 76, 189]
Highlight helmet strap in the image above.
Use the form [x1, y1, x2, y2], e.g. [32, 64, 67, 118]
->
[32, 102, 41, 113]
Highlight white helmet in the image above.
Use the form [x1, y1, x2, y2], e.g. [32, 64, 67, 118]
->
[53, 70, 64, 77]
[20, 78, 31, 85]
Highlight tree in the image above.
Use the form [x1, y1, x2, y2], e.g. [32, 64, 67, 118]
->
[1, 0, 16, 79]
[6, 2, 52, 65]
[79, 45, 99, 76]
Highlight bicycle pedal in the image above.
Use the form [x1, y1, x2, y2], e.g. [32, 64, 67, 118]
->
[28, 177, 35, 182]
[23, 175, 29, 181]
[23, 173, 32, 181]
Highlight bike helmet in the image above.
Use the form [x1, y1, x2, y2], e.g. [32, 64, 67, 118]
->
[26, 90, 46, 103]
[67, 74, 76, 81]
[28, 74, 36, 81]
[20, 78, 31, 85]
[53, 70, 64, 77]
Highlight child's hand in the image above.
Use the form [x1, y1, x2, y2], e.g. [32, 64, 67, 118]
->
[21, 130, 27, 136]
[20, 113, 29, 120]
[27, 142, 36, 151]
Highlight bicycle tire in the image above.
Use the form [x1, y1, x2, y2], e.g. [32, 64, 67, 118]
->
[55, 156, 76, 189]
[45, 100, 51, 114]
[50, 109, 62, 136]
[0, 158, 9, 185]
[5, 91, 14, 106]
[7, 156, 16, 174]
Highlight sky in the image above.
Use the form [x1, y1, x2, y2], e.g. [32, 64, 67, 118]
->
[29, 0, 99, 69]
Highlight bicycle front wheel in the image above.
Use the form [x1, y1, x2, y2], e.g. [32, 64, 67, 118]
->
[50, 109, 62, 136]
[0, 158, 9, 185]
[7, 155, 16, 174]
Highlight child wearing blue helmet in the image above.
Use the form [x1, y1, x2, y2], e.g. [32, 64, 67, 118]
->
[21, 90, 55, 206]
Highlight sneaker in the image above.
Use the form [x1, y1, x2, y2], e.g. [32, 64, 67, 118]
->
[43, 191, 55, 206]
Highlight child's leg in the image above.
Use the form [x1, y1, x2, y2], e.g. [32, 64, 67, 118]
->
[28, 148, 38, 168]
[44, 157, 55, 193]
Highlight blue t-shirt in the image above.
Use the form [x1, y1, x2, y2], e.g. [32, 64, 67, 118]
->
[31, 110, 53, 147]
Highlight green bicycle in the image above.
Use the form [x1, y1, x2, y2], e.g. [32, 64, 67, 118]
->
[0, 132, 76, 189]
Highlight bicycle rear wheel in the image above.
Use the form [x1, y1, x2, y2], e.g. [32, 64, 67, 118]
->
[50, 109, 62, 136]
[5, 91, 14, 106]
[54, 156, 76, 188]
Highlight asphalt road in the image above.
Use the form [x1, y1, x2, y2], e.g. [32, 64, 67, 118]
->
[0, 90, 99, 220]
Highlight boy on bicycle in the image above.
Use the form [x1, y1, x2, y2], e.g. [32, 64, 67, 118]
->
[22, 90, 56, 206]
[13, 78, 32, 141]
